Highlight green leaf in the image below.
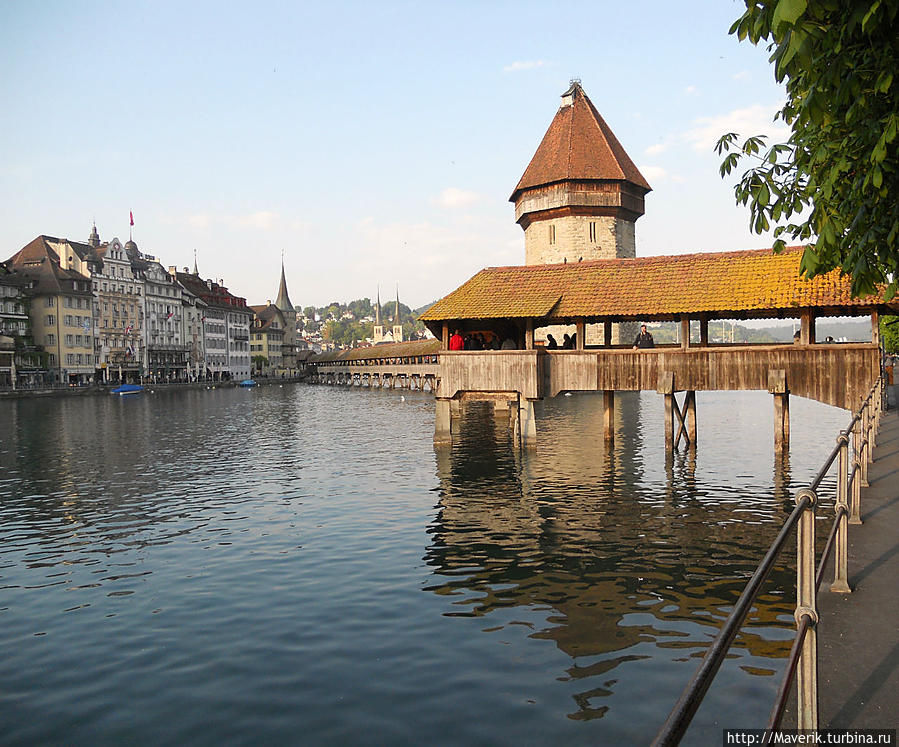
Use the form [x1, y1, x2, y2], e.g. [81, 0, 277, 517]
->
[773, 0, 808, 30]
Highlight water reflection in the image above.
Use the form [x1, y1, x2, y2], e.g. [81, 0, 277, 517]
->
[426, 393, 797, 723]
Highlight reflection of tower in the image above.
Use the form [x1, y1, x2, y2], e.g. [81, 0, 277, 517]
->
[373, 287, 385, 344]
[392, 286, 403, 342]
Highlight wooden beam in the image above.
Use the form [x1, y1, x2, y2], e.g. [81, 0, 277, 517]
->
[525, 318, 534, 350]
[699, 317, 709, 347]
[576, 318, 586, 350]
[800, 309, 816, 345]
[604, 321, 612, 347]
[442, 323, 449, 349]
[872, 310, 880, 346]
[680, 317, 690, 350]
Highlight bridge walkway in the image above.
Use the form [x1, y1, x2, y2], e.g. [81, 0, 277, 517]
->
[800, 386, 899, 729]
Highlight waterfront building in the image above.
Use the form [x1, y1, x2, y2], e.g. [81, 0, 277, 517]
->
[274, 259, 297, 373]
[87, 232, 146, 383]
[249, 303, 286, 374]
[172, 272, 208, 381]
[176, 268, 252, 381]
[5, 236, 96, 384]
[0, 261, 43, 388]
[142, 255, 189, 382]
[511, 80, 651, 344]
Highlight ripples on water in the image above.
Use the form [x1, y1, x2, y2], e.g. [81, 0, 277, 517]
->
[0, 385, 847, 744]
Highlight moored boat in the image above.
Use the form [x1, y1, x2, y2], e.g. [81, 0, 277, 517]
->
[111, 384, 144, 396]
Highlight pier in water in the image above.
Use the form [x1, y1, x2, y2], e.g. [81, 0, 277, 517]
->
[0, 384, 848, 744]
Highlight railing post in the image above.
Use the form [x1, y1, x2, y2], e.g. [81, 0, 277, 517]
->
[850, 423, 863, 525]
[795, 487, 819, 731]
[832, 433, 851, 593]
[861, 407, 870, 486]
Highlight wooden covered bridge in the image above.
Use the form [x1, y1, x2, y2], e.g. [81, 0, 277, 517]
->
[308, 339, 440, 391]
[415, 245, 897, 449]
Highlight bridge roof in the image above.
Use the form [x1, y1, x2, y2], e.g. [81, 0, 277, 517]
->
[419, 246, 899, 325]
[313, 338, 440, 363]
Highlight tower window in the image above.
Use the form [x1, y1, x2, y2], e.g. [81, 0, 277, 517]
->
[548, 224, 556, 245]
[589, 222, 597, 243]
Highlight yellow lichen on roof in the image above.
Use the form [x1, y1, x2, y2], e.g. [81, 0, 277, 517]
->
[420, 247, 898, 323]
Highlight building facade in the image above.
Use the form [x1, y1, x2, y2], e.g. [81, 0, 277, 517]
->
[143, 256, 189, 382]
[6, 237, 96, 384]
[177, 270, 252, 381]
[250, 303, 285, 374]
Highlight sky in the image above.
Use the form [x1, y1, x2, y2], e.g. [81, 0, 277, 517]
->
[0, 1, 790, 311]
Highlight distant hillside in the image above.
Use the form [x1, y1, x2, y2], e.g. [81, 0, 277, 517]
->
[753, 320, 872, 343]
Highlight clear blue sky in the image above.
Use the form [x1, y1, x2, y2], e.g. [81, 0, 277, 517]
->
[1, 1, 788, 310]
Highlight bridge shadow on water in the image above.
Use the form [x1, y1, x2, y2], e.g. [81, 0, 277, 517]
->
[421, 391, 825, 740]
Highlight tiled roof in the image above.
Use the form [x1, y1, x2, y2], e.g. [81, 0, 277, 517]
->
[312, 338, 440, 363]
[419, 246, 899, 323]
[511, 82, 651, 201]
[5, 237, 93, 297]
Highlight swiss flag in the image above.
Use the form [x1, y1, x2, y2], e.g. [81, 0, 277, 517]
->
[129, 211, 134, 227]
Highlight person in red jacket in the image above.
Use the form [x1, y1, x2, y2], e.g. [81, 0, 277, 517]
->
[449, 329, 464, 350]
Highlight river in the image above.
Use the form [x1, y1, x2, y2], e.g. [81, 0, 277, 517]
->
[0, 384, 847, 744]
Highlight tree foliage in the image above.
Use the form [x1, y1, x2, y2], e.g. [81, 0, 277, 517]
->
[881, 316, 899, 353]
[718, 0, 899, 298]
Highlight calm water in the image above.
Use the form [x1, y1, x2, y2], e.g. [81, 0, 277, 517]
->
[0, 384, 848, 745]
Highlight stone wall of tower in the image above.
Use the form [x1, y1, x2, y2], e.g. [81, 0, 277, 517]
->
[524, 215, 636, 265]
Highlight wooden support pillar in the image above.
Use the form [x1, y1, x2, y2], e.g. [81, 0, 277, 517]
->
[603, 390, 615, 442]
[442, 322, 449, 349]
[685, 391, 697, 446]
[518, 397, 538, 447]
[576, 319, 586, 350]
[871, 310, 880, 347]
[699, 316, 709, 347]
[434, 399, 452, 443]
[658, 371, 675, 454]
[525, 318, 534, 350]
[680, 316, 690, 350]
[769, 370, 790, 451]
[800, 309, 816, 345]
[664, 393, 674, 453]
[603, 321, 612, 347]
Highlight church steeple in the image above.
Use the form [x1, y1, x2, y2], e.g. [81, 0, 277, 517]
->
[391, 285, 403, 342]
[88, 222, 100, 248]
[275, 254, 293, 313]
[511, 80, 651, 265]
[193, 249, 199, 276]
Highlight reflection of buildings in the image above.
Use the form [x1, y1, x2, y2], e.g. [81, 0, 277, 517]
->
[427, 397, 793, 720]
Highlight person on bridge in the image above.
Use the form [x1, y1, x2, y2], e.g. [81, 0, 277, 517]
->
[546, 334, 558, 349]
[632, 324, 655, 349]
[449, 329, 464, 351]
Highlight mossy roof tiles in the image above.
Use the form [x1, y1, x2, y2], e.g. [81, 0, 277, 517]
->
[419, 246, 899, 323]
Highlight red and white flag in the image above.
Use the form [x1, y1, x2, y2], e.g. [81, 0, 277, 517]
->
[129, 211, 134, 227]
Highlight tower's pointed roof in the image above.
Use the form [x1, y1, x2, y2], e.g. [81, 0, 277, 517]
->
[510, 81, 651, 202]
[275, 258, 293, 313]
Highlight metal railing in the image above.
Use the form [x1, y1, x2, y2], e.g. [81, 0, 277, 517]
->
[654, 375, 884, 744]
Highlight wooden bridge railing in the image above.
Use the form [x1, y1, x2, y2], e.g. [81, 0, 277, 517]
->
[653, 375, 884, 744]
[438, 344, 881, 411]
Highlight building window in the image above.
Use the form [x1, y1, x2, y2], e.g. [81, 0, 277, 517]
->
[589, 221, 597, 243]
[45, 296, 55, 307]
[46, 314, 56, 325]
[46, 333, 56, 345]
[548, 224, 556, 245]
